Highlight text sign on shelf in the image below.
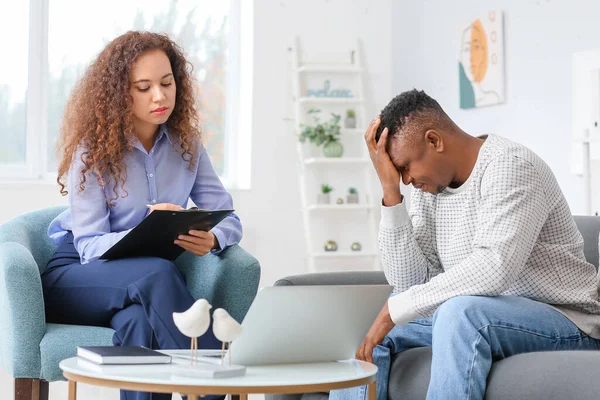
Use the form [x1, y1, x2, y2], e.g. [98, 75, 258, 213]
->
[307, 80, 354, 98]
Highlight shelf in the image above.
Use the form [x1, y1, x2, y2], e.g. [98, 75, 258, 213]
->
[295, 128, 364, 135]
[312, 252, 378, 258]
[340, 128, 364, 135]
[306, 204, 375, 211]
[296, 65, 363, 73]
[304, 157, 370, 165]
[298, 97, 364, 105]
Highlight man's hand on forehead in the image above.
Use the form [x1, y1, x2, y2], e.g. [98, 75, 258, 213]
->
[365, 115, 403, 206]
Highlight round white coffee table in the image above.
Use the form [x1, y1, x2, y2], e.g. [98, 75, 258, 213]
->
[59, 356, 377, 400]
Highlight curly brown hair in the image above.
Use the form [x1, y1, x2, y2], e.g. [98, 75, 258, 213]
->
[56, 31, 201, 205]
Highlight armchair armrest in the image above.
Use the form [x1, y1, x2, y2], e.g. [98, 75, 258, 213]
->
[0, 242, 45, 377]
[275, 271, 388, 287]
[175, 244, 261, 323]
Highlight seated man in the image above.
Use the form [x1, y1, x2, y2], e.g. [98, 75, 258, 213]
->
[332, 90, 600, 400]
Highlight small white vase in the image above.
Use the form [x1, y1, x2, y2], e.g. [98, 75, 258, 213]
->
[344, 116, 356, 129]
[317, 193, 330, 204]
[347, 194, 359, 204]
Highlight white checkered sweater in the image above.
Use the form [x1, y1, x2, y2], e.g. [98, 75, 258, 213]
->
[383, 134, 600, 338]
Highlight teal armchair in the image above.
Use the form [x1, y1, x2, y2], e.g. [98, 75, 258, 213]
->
[0, 206, 261, 400]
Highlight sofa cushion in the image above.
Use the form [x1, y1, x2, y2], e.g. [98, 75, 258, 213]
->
[388, 347, 431, 399]
[275, 271, 389, 287]
[573, 215, 600, 269]
[485, 350, 600, 400]
[389, 347, 600, 400]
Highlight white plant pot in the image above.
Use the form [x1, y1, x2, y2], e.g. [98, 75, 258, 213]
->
[344, 116, 357, 129]
[317, 193, 330, 204]
[347, 194, 359, 204]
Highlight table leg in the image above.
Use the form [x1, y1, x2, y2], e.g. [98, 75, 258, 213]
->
[68, 380, 77, 400]
[188, 396, 198, 400]
[368, 381, 376, 400]
[239, 394, 248, 400]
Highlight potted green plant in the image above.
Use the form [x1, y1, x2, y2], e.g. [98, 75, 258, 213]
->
[318, 184, 333, 204]
[347, 187, 359, 204]
[344, 109, 356, 129]
[299, 108, 344, 157]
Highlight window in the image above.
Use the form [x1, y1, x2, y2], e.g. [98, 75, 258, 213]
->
[1, 0, 252, 189]
[0, 1, 29, 171]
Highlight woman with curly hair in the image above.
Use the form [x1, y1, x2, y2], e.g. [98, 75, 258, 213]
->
[42, 31, 241, 400]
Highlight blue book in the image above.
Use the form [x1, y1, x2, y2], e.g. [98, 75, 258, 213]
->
[77, 346, 172, 365]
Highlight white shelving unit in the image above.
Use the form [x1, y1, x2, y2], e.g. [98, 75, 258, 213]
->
[305, 204, 376, 211]
[303, 157, 370, 166]
[312, 252, 379, 259]
[297, 65, 364, 73]
[291, 38, 380, 273]
[297, 97, 365, 105]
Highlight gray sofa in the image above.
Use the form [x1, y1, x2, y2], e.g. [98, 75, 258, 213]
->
[267, 215, 600, 400]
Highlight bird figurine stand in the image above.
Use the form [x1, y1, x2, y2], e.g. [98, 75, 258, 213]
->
[173, 299, 212, 364]
[212, 308, 243, 366]
[172, 301, 246, 378]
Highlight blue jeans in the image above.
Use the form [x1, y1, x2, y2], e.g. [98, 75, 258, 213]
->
[330, 295, 600, 400]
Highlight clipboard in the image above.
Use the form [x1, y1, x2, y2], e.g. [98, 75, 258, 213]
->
[100, 209, 234, 261]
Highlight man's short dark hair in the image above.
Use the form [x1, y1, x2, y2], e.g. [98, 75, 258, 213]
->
[376, 89, 449, 143]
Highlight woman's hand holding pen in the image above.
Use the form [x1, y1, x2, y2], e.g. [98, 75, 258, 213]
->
[146, 203, 184, 213]
[175, 230, 220, 256]
[146, 203, 220, 256]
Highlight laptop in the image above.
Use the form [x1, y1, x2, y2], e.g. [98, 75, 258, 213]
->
[226, 284, 393, 365]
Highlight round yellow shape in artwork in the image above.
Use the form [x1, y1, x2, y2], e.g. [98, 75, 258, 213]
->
[470, 19, 488, 83]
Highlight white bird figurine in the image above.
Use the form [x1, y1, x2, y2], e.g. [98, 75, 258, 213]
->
[213, 308, 243, 365]
[173, 299, 212, 364]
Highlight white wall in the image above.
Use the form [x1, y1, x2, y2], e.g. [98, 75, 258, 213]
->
[391, 0, 600, 215]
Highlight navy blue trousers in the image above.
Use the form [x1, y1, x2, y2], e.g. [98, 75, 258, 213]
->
[42, 232, 222, 400]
